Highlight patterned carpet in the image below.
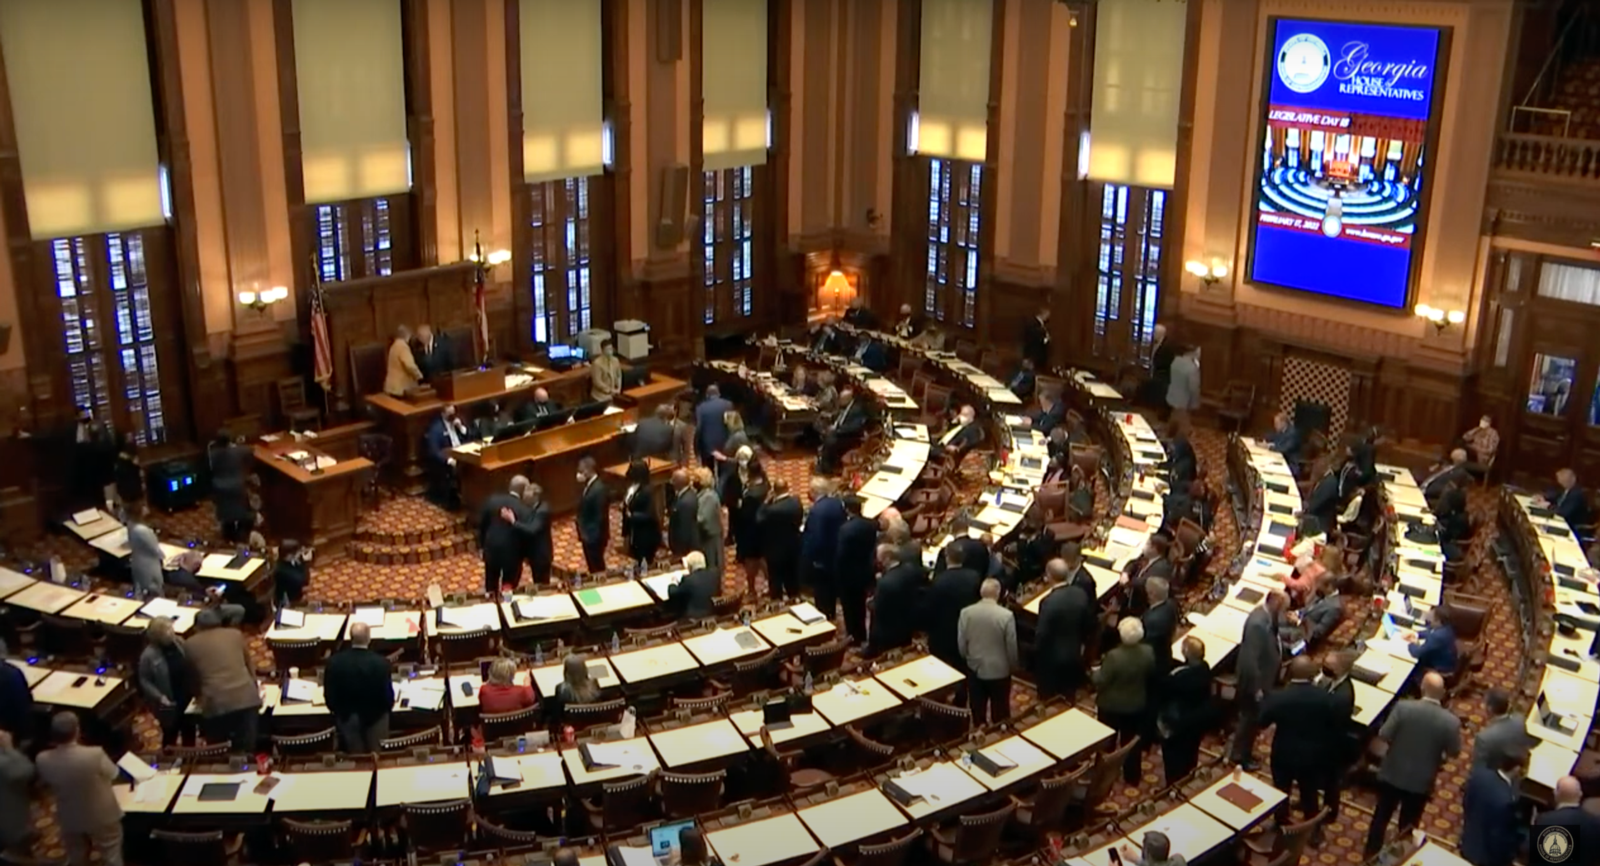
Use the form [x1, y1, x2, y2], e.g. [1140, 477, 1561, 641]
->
[10, 421, 1524, 864]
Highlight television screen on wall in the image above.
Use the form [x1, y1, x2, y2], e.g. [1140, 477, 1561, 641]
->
[1245, 18, 1448, 310]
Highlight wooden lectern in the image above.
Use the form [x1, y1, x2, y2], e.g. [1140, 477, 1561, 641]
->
[433, 367, 506, 402]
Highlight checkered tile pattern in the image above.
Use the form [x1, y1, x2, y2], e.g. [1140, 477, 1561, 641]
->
[1281, 355, 1353, 440]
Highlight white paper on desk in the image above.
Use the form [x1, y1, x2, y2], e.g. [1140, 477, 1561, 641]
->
[117, 752, 158, 783]
[282, 679, 317, 703]
[276, 609, 306, 629]
[72, 509, 100, 526]
[399, 682, 446, 711]
[140, 597, 182, 620]
[131, 780, 167, 803]
[894, 770, 952, 800]
[284, 450, 310, 461]
[264, 775, 293, 800]
[352, 607, 386, 627]
[583, 741, 638, 769]
[790, 602, 826, 624]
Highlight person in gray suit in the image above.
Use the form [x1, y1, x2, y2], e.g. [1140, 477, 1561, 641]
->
[128, 517, 166, 599]
[1290, 574, 1343, 646]
[693, 467, 725, 576]
[1363, 672, 1462, 857]
[958, 578, 1019, 725]
[1229, 590, 1288, 769]
[35, 713, 123, 866]
[1470, 688, 1532, 771]
[0, 729, 33, 862]
[1165, 345, 1201, 428]
[632, 404, 682, 464]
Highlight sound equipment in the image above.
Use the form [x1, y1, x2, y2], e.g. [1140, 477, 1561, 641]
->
[148, 459, 203, 512]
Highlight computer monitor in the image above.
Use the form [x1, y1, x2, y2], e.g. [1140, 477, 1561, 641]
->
[546, 343, 589, 363]
[649, 820, 695, 857]
[493, 419, 536, 442]
[534, 409, 572, 431]
[571, 401, 610, 422]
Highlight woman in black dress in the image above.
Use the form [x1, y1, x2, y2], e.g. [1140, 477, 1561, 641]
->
[622, 459, 661, 569]
[1158, 634, 1219, 784]
[732, 453, 769, 598]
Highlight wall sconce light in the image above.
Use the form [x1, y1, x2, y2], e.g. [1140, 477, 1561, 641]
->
[237, 285, 289, 312]
[466, 230, 511, 269]
[1184, 259, 1228, 290]
[822, 269, 852, 310]
[1414, 303, 1466, 334]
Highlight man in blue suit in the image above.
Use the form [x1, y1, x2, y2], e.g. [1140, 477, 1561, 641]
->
[852, 336, 889, 373]
[1405, 606, 1458, 675]
[423, 406, 469, 508]
[800, 477, 847, 611]
[693, 385, 733, 469]
[1535, 776, 1600, 864]
[1459, 752, 1523, 866]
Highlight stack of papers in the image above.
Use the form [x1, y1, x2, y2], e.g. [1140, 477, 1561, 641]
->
[351, 607, 387, 627]
[395, 680, 447, 710]
[790, 602, 826, 624]
[140, 597, 184, 620]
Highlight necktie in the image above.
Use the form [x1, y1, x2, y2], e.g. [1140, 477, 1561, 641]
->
[446, 423, 460, 448]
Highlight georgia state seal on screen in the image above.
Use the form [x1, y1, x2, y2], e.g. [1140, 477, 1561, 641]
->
[1278, 33, 1331, 94]
[1537, 825, 1575, 864]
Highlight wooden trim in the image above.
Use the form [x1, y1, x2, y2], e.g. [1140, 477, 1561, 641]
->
[604, 0, 633, 312]
[403, 0, 438, 267]
[976, 0, 1005, 336]
[762, 0, 791, 330]
[0, 14, 50, 423]
[505, 0, 529, 355]
[272, 0, 310, 304]
[1056, 0, 1095, 362]
[889, 0, 922, 319]
[1159, 0, 1205, 325]
[689, 0, 706, 339]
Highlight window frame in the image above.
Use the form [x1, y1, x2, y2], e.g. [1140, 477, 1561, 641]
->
[311, 194, 414, 283]
[922, 157, 982, 330]
[527, 175, 595, 345]
[700, 165, 756, 326]
[1092, 182, 1167, 363]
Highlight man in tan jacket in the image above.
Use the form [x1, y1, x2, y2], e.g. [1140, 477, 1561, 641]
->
[589, 338, 623, 402]
[384, 325, 424, 396]
[186, 607, 262, 751]
[35, 713, 121, 866]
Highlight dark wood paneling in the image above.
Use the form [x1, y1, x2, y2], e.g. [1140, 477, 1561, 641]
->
[316, 263, 477, 409]
[403, 0, 437, 266]
[271, 0, 310, 300]
[0, 12, 52, 427]
[506, 0, 530, 356]
[632, 266, 695, 365]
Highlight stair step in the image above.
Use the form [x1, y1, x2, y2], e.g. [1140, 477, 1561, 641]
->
[350, 531, 478, 566]
[353, 515, 469, 547]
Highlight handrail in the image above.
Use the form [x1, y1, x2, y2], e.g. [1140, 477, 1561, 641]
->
[1493, 132, 1600, 183]
[1520, 0, 1589, 109]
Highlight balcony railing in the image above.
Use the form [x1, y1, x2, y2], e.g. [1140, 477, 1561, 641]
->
[1493, 133, 1600, 183]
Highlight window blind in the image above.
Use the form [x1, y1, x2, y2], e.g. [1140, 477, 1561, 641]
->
[292, 0, 411, 203]
[0, 0, 163, 238]
[521, 0, 605, 181]
[917, 0, 992, 162]
[1086, 0, 1187, 188]
[701, 0, 769, 172]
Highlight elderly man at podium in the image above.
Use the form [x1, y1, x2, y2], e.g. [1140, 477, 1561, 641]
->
[590, 338, 624, 403]
[384, 325, 424, 397]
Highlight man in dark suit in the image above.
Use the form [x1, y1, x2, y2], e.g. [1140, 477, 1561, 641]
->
[808, 321, 840, 355]
[667, 551, 720, 619]
[424, 406, 469, 507]
[479, 476, 531, 594]
[1364, 672, 1462, 857]
[1319, 650, 1358, 833]
[1230, 590, 1288, 769]
[834, 496, 878, 643]
[475, 403, 515, 441]
[801, 477, 847, 613]
[1291, 574, 1343, 645]
[1007, 358, 1036, 401]
[575, 457, 609, 574]
[1535, 776, 1600, 863]
[1258, 656, 1345, 827]
[0, 650, 32, 741]
[932, 404, 982, 460]
[1144, 323, 1175, 409]
[1472, 689, 1533, 771]
[667, 470, 699, 558]
[853, 336, 890, 373]
[1266, 411, 1302, 466]
[842, 296, 877, 330]
[868, 543, 925, 657]
[757, 478, 804, 600]
[1460, 752, 1523, 866]
[1028, 390, 1067, 435]
[693, 385, 733, 469]
[1167, 420, 1198, 489]
[633, 404, 681, 463]
[817, 388, 869, 475]
[1405, 606, 1458, 675]
[517, 388, 562, 423]
[937, 535, 992, 583]
[1121, 535, 1175, 616]
[1541, 468, 1593, 537]
[65, 407, 117, 512]
[891, 303, 922, 339]
[1140, 577, 1179, 676]
[516, 482, 554, 585]
[923, 544, 983, 673]
[1035, 554, 1093, 699]
[1420, 448, 1471, 505]
[413, 323, 454, 380]
[1022, 306, 1052, 370]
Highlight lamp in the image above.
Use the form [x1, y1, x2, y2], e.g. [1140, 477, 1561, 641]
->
[467, 230, 511, 269]
[1184, 259, 1228, 290]
[822, 269, 852, 311]
[1414, 303, 1465, 334]
[237, 285, 289, 312]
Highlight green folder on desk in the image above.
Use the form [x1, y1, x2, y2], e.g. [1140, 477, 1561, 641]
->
[577, 589, 603, 606]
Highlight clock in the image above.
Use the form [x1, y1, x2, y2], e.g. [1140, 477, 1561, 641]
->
[1278, 33, 1331, 94]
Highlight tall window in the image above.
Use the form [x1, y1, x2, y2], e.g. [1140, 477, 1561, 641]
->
[528, 177, 593, 344]
[1093, 184, 1165, 360]
[924, 158, 981, 328]
[313, 196, 409, 282]
[701, 166, 754, 324]
[53, 233, 167, 444]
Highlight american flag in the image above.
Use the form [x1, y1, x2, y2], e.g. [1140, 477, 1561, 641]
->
[473, 238, 490, 363]
[310, 260, 334, 391]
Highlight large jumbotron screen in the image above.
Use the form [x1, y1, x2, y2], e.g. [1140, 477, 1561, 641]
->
[1246, 18, 1447, 310]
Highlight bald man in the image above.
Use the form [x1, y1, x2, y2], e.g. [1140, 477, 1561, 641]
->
[1535, 775, 1600, 859]
[1364, 672, 1461, 857]
[1258, 656, 1344, 828]
[667, 469, 699, 557]
[323, 621, 394, 753]
[479, 475, 532, 594]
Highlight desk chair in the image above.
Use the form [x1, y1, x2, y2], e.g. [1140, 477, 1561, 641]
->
[475, 815, 541, 849]
[760, 726, 833, 794]
[281, 817, 363, 864]
[270, 638, 327, 672]
[1008, 765, 1085, 842]
[277, 377, 322, 432]
[480, 705, 541, 742]
[581, 771, 659, 833]
[711, 650, 779, 697]
[101, 621, 145, 668]
[914, 697, 972, 746]
[380, 726, 444, 752]
[1243, 805, 1328, 865]
[357, 433, 395, 505]
[1217, 381, 1257, 433]
[844, 726, 896, 774]
[670, 690, 732, 714]
[150, 828, 243, 866]
[39, 614, 95, 659]
[435, 628, 495, 664]
[847, 828, 922, 866]
[927, 802, 1014, 865]
[161, 741, 233, 762]
[782, 639, 849, 688]
[657, 768, 726, 818]
[565, 697, 628, 731]
[1071, 737, 1139, 818]
[271, 727, 336, 758]
[402, 799, 473, 854]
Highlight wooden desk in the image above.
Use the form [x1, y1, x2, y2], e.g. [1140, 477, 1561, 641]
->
[882, 761, 989, 821]
[1188, 771, 1286, 831]
[609, 642, 699, 686]
[1072, 804, 1234, 866]
[647, 718, 750, 768]
[796, 788, 908, 850]
[811, 677, 902, 727]
[960, 735, 1057, 791]
[127, 599, 202, 635]
[875, 655, 964, 699]
[374, 761, 473, 807]
[561, 736, 660, 788]
[424, 602, 504, 636]
[454, 408, 637, 516]
[7, 659, 49, 688]
[706, 812, 820, 866]
[530, 657, 621, 698]
[64, 510, 121, 541]
[750, 610, 837, 652]
[1020, 708, 1116, 761]
[360, 608, 424, 642]
[33, 670, 124, 711]
[265, 611, 348, 644]
[197, 553, 268, 584]
[170, 772, 274, 815]
[87, 527, 188, 563]
[262, 770, 373, 813]
[1402, 841, 1474, 866]
[6, 581, 88, 614]
[501, 593, 582, 634]
[729, 707, 831, 747]
[61, 592, 142, 625]
[0, 567, 35, 599]
[479, 751, 568, 798]
[572, 581, 655, 619]
[263, 679, 329, 717]
[254, 441, 372, 560]
[115, 772, 185, 814]
[682, 626, 770, 667]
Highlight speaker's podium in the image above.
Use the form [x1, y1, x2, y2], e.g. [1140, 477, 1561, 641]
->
[432, 367, 504, 403]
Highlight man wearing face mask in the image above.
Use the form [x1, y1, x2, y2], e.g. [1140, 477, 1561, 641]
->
[575, 457, 609, 574]
[933, 405, 982, 460]
[516, 482, 554, 586]
[424, 405, 469, 508]
[65, 407, 118, 512]
[892, 303, 921, 339]
[589, 338, 623, 403]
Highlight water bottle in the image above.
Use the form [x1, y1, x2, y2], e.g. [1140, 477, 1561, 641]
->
[803, 671, 813, 694]
[573, 572, 584, 590]
[611, 631, 620, 652]
[534, 643, 544, 665]
[961, 750, 973, 770]
[740, 609, 752, 627]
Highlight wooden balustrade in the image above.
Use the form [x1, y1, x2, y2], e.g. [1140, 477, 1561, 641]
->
[1493, 132, 1600, 183]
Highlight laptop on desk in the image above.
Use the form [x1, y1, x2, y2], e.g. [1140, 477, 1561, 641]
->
[1538, 692, 1578, 733]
